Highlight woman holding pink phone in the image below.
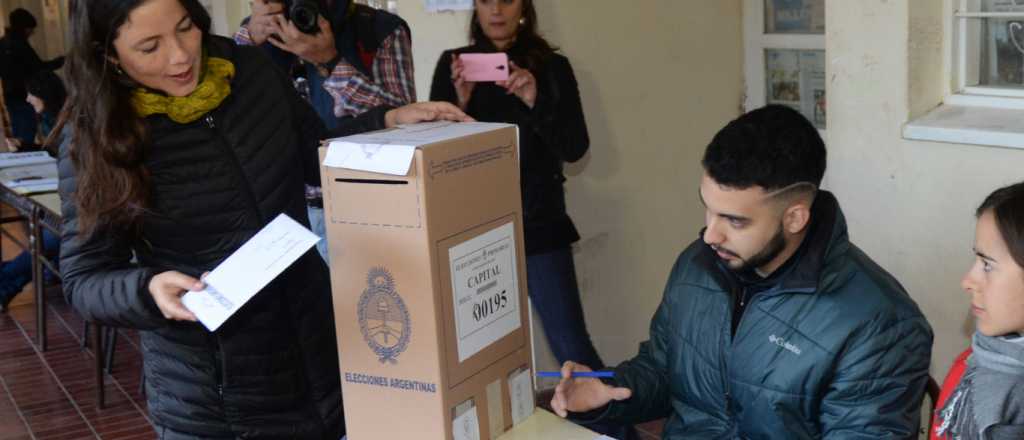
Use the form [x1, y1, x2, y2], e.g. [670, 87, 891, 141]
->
[931, 182, 1024, 440]
[431, 0, 629, 435]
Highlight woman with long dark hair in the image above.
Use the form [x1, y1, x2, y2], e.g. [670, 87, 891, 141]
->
[932, 182, 1024, 440]
[57, 0, 466, 438]
[430, 1, 625, 436]
[4, 70, 67, 152]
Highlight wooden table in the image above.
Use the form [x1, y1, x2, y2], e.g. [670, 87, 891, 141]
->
[498, 409, 601, 440]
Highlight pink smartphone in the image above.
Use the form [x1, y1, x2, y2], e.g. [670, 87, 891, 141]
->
[459, 53, 509, 82]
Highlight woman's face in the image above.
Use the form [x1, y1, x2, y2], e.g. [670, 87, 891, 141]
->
[475, 0, 523, 48]
[26, 93, 44, 114]
[111, 0, 202, 97]
[963, 210, 1024, 336]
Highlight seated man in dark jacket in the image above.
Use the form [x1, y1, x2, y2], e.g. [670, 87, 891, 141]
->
[551, 105, 934, 439]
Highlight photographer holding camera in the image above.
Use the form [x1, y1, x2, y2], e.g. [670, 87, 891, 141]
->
[236, 0, 415, 261]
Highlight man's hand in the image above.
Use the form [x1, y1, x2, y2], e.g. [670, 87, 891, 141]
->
[550, 361, 633, 418]
[384, 102, 474, 127]
[267, 15, 339, 65]
[246, 0, 285, 45]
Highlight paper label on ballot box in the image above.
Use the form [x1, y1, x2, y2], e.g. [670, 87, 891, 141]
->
[449, 222, 521, 362]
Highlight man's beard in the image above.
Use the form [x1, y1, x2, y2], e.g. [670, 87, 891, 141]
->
[718, 224, 787, 273]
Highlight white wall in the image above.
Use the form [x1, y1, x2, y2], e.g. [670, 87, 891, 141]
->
[826, 0, 1024, 380]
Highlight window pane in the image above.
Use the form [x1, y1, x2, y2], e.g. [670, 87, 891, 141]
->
[981, 0, 1024, 13]
[979, 17, 1024, 87]
[764, 0, 825, 34]
[765, 49, 826, 128]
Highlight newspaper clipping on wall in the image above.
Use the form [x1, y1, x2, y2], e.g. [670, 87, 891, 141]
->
[764, 0, 825, 34]
[766, 49, 826, 128]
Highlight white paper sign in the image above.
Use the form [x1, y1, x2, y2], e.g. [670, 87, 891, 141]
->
[323, 141, 417, 176]
[182, 214, 320, 331]
[452, 404, 481, 440]
[449, 222, 521, 362]
[509, 368, 535, 425]
[425, 0, 473, 12]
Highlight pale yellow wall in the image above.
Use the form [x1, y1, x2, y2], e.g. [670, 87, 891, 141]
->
[1, 0, 64, 59]
[400, 1, 744, 376]
[224, 0, 250, 37]
[826, 0, 1024, 380]
[535, 0, 744, 372]
[395, 2, 472, 102]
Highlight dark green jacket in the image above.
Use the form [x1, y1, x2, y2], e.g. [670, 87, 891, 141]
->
[605, 191, 933, 439]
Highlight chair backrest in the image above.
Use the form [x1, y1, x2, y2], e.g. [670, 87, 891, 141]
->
[919, 375, 942, 438]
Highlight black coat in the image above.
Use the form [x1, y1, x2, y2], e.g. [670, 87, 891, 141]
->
[57, 37, 387, 439]
[430, 45, 590, 255]
[0, 33, 64, 101]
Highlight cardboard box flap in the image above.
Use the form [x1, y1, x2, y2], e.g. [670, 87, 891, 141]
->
[323, 122, 513, 175]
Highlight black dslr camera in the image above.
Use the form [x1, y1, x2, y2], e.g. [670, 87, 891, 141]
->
[282, 0, 325, 34]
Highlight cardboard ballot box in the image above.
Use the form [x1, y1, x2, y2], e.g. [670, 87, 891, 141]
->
[319, 122, 536, 440]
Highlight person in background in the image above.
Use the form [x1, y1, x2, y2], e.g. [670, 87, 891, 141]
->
[0, 71, 67, 312]
[5, 70, 67, 152]
[430, 0, 630, 436]
[551, 105, 934, 439]
[56, 0, 466, 437]
[0, 8, 65, 147]
[932, 182, 1024, 440]
[236, 0, 415, 262]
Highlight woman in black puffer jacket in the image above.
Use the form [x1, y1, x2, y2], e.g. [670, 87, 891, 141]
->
[57, 1, 466, 438]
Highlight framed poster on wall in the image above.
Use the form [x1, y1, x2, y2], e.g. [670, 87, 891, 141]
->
[764, 0, 825, 34]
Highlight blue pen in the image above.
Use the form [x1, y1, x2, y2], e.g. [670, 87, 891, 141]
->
[536, 371, 614, 378]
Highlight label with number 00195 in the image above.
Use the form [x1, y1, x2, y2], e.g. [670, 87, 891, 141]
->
[449, 222, 521, 362]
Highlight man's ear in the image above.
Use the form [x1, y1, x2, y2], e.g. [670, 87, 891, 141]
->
[782, 200, 812, 234]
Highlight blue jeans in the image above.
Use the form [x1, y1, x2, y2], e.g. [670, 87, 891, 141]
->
[1, 229, 60, 303]
[526, 246, 604, 370]
[7, 99, 38, 147]
[307, 205, 329, 264]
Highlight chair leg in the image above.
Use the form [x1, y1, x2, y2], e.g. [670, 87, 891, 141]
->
[81, 321, 90, 349]
[104, 328, 117, 375]
[94, 322, 105, 410]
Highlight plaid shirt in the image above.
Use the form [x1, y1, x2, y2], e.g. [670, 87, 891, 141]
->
[235, 20, 415, 202]
[233, 24, 415, 118]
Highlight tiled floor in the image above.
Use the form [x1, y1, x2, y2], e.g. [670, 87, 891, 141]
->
[0, 289, 154, 440]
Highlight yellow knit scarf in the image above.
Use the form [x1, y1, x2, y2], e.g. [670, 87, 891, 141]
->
[132, 56, 235, 123]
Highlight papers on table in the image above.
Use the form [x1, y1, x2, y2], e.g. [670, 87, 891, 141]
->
[0, 161, 59, 194]
[0, 151, 56, 168]
[182, 214, 320, 331]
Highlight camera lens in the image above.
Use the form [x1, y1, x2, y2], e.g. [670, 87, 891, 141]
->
[290, 2, 319, 34]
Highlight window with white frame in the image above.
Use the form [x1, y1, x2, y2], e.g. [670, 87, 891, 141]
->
[744, 0, 826, 128]
[951, 0, 1024, 106]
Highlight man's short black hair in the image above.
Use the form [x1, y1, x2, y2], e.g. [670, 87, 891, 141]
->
[702, 104, 826, 191]
[9, 8, 37, 33]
